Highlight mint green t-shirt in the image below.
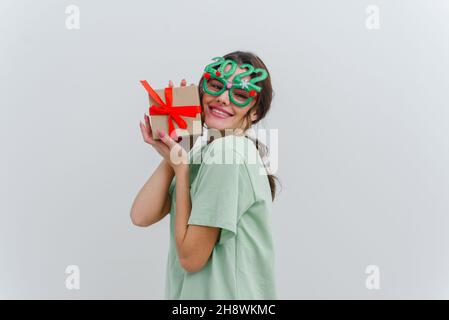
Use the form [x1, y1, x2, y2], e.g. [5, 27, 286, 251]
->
[165, 135, 277, 300]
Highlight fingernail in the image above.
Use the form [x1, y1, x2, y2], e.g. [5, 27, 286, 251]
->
[158, 130, 165, 137]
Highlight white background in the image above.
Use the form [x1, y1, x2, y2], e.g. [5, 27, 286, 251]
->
[1, 0, 449, 299]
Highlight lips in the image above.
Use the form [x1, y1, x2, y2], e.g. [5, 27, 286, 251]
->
[208, 105, 234, 118]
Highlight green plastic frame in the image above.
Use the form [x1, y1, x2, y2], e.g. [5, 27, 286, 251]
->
[202, 56, 268, 107]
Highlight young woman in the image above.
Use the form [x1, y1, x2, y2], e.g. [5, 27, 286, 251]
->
[131, 51, 278, 299]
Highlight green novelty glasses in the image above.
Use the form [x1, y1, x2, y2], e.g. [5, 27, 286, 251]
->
[202, 57, 268, 107]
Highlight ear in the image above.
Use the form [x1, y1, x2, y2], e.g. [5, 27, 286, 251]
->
[250, 108, 258, 122]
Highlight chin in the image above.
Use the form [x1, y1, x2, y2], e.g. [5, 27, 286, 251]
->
[204, 117, 230, 131]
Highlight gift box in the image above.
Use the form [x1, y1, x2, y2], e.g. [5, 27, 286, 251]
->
[140, 80, 203, 140]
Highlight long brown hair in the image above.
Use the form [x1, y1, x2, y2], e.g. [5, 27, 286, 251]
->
[198, 51, 280, 201]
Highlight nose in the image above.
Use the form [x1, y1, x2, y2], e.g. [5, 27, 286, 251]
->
[216, 89, 230, 105]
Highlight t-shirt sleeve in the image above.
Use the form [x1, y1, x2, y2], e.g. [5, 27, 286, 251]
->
[188, 139, 255, 245]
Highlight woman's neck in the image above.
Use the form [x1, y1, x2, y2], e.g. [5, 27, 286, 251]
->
[204, 127, 247, 145]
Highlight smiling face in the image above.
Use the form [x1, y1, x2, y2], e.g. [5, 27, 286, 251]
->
[202, 66, 258, 132]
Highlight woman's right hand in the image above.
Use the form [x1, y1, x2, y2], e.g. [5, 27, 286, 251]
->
[139, 112, 170, 160]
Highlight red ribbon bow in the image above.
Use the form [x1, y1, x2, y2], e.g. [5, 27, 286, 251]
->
[140, 80, 202, 138]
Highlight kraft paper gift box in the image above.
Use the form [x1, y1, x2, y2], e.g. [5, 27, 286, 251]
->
[140, 80, 203, 140]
